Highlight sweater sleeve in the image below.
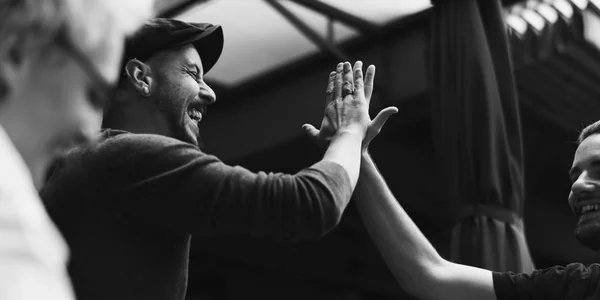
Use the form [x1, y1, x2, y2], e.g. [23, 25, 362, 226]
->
[102, 133, 353, 241]
[492, 263, 600, 300]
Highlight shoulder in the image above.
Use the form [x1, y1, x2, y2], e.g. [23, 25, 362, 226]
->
[67, 130, 210, 165]
[48, 130, 216, 182]
[93, 130, 222, 172]
[534, 263, 600, 279]
[493, 263, 600, 300]
[98, 130, 196, 153]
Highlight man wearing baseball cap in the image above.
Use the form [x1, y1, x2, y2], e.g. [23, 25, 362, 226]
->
[41, 18, 397, 300]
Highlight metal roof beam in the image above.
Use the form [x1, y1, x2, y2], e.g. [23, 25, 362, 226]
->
[265, 0, 350, 62]
[290, 0, 380, 35]
[158, 0, 210, 18]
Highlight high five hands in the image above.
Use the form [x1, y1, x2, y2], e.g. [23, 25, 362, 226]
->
[303, 61, 398, 151]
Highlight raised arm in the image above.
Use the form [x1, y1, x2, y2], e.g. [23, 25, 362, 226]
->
[305, 62, 496, 299]
[42, 61, 379, 241]
[304, 61, 372, 189]
[355, 153, 496, 300]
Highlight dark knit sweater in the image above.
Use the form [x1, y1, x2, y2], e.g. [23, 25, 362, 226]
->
[40, 129, 352, 300]
[493, 263, 600, 300]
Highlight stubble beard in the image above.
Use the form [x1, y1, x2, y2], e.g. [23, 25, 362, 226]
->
[574, 215, 600, 251]
[153, 83, 202, 147]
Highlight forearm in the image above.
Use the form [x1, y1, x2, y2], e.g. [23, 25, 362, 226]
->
[321, 130, 363, 189]
[185, 160, 353, 241]
[354, 153, 444, 295]
[232, 161, 353, 241]
[107, 136, 354, 241]
[355, 153, 496, 300]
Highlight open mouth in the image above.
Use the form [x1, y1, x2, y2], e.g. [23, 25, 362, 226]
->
[187, 105, 206, 123]
[581, 204, 600, 214]
[188, 108, 202, 122]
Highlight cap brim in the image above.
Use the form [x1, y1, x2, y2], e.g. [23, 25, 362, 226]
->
[173, 25, 224, 75]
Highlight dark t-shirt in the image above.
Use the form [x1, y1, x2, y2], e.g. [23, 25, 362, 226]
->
[493, 263, 600, 299]
[40, 129, 352, 300]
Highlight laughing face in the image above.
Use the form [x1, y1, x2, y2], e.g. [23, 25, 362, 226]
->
[568, 133, 600, 250]
[148, 44, 216, 146]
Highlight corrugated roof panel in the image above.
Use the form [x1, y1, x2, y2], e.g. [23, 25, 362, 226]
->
[178, 0, 323, 85]
[176, 0, 431, 86]
[318, 0, 431, 25]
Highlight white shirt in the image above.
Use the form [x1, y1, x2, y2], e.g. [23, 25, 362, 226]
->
[0, 125, 75, 300]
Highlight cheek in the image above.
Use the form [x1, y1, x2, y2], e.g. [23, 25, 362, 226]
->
[94, 36, 123, 83]
[568, 192, 576, 212]
[168, 81, 199, 118]
[34, 65, 101, 135]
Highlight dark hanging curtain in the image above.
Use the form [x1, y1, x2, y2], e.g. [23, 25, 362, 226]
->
[430, 0, 535, 272]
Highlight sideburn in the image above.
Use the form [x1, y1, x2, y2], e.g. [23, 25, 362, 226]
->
[152, 75, 201, 146]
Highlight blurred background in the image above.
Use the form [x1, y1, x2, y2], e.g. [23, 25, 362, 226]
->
[146, 1, 600, 299]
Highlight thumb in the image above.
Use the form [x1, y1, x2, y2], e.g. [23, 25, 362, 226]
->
[302, 124, 320, 140]
[371, 106, 398, 132]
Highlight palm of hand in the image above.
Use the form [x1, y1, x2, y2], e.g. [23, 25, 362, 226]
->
[304, 61, 397, 150]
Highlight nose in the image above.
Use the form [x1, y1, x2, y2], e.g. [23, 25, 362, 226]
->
[73, 103, 102, 147]
[572, 171, 596, 196]
[198, 81, 216, 105]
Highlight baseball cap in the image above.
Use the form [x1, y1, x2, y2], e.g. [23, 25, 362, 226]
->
[122, 18, 224, 75]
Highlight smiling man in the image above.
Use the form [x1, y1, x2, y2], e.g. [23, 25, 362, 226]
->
[40, 18, 396, 300]
[569, 122, 600, 252]
[335, 120, 600, 300]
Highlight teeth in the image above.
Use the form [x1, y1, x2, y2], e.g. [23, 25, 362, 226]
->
[188, 109, 202, 120]
[581, 204, 600, 213]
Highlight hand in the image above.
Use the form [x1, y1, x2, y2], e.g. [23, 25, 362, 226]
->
[303, 61, 398, 151]
[303, 61, 369, 146]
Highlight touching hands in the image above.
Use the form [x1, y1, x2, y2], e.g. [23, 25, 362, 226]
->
[303, 61, 398, 152]
[303, 62, 370, 145]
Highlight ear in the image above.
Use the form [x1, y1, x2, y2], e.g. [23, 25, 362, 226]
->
[124, 59, 154, 97]
[0, 38, 30, 102]
[0, 63, 10, 102]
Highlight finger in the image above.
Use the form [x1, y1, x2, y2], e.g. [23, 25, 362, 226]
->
[353, 61, 364, 97]
[302, 124, 320, 140]
[334, 63, 343, 101]
[370, 106, 398, 132]
[342, 80, 353, 99]
[353, 60, 362, 72]
[342, 62, 353, 98]
[325, 71, 336, 105]
[343, 61, 353, 85]
[364, 65, 376, 103]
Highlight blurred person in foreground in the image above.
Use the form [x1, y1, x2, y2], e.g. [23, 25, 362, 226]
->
[40, 17, 398, 300]
[313, 110, 600, 297]
[0, 0, 152, 299]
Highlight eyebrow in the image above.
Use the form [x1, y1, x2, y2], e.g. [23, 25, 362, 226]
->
[569, 166, 579, 179]
[569, 159, 600, 178]
[184, 61, 201, 75]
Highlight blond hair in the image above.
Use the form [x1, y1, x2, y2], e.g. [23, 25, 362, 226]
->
[0, 0, 153, 61]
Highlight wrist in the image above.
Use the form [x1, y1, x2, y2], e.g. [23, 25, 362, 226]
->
[361, 151, 372, 166]
[361, 148, 370, 157]
[334, 127, 365, 140]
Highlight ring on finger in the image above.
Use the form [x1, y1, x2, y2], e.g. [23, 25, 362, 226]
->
[342, 80, 354, 97]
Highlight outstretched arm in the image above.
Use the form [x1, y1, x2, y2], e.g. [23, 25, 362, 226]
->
[304, 61, 398, 184]
[43, 61, 381, 242]
[355, 152, 496, 300]
[305, 61, 369, 190]
[306, 62, 496, 299]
